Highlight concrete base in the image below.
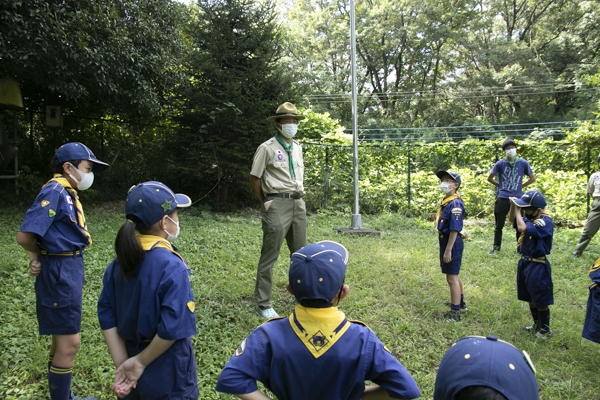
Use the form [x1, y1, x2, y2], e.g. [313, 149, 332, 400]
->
[334, 227, 381, 236]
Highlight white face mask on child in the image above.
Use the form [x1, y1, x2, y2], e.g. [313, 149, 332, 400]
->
[440, 182, 453, 193]
[68, 164, 95, 191]
[164, 216, 180, 242]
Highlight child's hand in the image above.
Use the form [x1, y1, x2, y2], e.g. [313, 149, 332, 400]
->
[459, 232, 468, 239]
[29, 260, 41, 276]
[443, 249, 452, 263]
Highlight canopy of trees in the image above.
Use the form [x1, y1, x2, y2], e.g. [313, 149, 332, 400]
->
[0, 0, 598, 208]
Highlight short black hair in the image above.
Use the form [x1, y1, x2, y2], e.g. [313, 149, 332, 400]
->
[50, 156, 83, 174]
[502, 139, 516, 150]
[455, 386, 508, 400]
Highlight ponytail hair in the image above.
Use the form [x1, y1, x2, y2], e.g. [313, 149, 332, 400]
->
[115, 216, 145, 278]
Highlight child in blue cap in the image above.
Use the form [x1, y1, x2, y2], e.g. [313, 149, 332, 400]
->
[16, 142, 109, 400]
[583, 257, 600, 344]
[509, 190, 554, 338]
[97, 181, 198, 399]
[216, 240, 421, 400]
[435, 170, 467, 321]
[434, 335, 539, 399]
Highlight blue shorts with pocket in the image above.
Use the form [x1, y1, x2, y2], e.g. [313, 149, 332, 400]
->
[516, 258, 553, 307]
[439, 234, 463, 275]
[583, 284, 600, 344]
[35, 254, 84, 335]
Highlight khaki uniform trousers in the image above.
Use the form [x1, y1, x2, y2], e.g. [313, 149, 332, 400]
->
[255, 196, 307, 309]
[574, 198, 600, 255]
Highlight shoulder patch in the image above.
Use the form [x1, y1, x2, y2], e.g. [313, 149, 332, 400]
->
[187, 301, 195, 313]
[48, 209, 56, 218]
[235, 338, 247, 356]
[41, 200, 50, 207]
[451, 207, 462, 216]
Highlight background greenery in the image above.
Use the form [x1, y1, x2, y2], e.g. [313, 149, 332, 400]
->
[1, 205, 600, 399]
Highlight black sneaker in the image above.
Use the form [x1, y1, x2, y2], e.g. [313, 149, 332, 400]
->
[442, 310, 461, 321]
[443, 301, 467, 310]
[488, 246, 500, 255]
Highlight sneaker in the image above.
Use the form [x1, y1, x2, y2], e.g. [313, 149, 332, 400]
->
[535, 329, 552, 339]
[522, 324, 539, 333]
[257, 307, 279, 319]
[442, 311, 461, 321]
[443, 302, 467, 310]
[570, 252, 581, 259]
[488, 246, 500, 255]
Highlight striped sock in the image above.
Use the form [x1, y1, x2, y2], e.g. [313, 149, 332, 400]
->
[49, 365, 72, 400]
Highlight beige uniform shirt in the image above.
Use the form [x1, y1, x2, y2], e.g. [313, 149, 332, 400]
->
[250, 137, 304, 194]
[588, 171, 600, 198]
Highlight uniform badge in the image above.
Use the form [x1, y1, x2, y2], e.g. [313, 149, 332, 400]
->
[235, 338, 247, 356]
[187, 301, 195, 313]
[276, 150, 283, 160]
[40, 200, 50, 207]
[66, 196, 73, 205]
[161, 200, 172, 212]
[308, 330, 329, 352]
[48, 209, 56, 218]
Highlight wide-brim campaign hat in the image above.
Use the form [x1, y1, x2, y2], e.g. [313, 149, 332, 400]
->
[289, 241, 349, 304]
[54, 142, 109, 172]
[512, 190, 546, 209]
[266, 102, 305, 121]
[434, 335, 539, 400]
[435, 170, 461, 188]
[125, 181, 192, 228]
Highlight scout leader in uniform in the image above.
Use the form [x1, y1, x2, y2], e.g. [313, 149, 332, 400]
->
[250, 102, 308, 319]
[17, 142, 109, 400]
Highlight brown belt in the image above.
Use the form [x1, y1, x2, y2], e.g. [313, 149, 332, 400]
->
[521, 256, 546, 263]
[40, 250, 82, 256]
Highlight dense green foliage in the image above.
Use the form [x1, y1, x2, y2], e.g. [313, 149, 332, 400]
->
[1, 207, 599, 399]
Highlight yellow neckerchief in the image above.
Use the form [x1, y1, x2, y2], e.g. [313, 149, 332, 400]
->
[288, 304, 350, 359]
[46, 174, 91, 246]
[135, 234, 188, 268]
[435, 193, 460, 226]
[590, 257, 600, 273]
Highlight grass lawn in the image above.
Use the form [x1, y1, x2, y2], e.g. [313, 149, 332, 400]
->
[1, 203, 600, 399]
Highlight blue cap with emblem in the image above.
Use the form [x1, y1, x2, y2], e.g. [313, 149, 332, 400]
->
[289, 241, 349, 304]
[512, 190, 546, 209]
[436, 170, 461, 188]
[125, 181, 192, 228]
[434, 335, 539, 400]
[54, 142, 109, 172]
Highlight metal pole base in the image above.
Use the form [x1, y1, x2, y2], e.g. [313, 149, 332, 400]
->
[351, 214, 362, 229]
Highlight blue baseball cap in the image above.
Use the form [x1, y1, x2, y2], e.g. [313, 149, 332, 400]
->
[54, 142, 109, 172]
[436, 170, 461, 188]
[289, 241, 349, 304]
[125, 181, 192, 228]
[512, 190, 546, 209]
[434, 335, 539, 400]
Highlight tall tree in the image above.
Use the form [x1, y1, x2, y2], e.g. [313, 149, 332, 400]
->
[176, 0, 294, 207]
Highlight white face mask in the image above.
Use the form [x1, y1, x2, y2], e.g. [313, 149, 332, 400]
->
[440, 182, 453, 193]
[68, 164, 94, 191]
[164, 216, 180, 243]
[505, 148, 517, 158]
[280, 123, 298, 139]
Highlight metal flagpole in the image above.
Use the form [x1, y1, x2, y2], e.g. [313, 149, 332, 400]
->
[350, 0, 362, 229]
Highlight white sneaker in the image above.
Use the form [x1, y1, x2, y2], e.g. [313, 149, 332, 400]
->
[257, 307, 279, 319]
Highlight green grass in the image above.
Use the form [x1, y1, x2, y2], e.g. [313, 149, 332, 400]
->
[1, 204, 600, 399]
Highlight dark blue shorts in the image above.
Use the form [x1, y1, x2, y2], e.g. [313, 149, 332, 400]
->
[583, 284, 600, 344]
[439, 235, 463, 275]
[516, 259, 553, 307]
[35, 254, 84, 335]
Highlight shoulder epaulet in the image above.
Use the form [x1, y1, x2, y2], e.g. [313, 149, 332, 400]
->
[265, 138, 275, 145]
[349, 319, 372, 330]
[264, 315, 286, 323]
